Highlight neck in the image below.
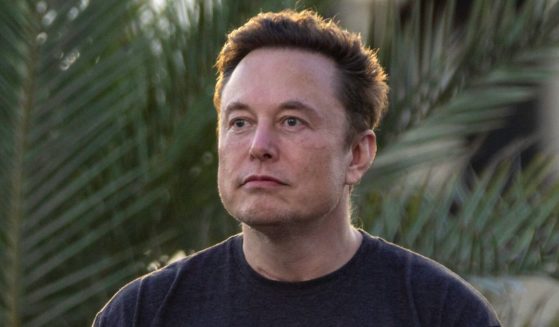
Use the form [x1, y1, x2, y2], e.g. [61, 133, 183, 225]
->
[241, 210, 362, 282]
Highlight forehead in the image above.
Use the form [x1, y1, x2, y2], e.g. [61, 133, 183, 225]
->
[220, 48, 342, 112]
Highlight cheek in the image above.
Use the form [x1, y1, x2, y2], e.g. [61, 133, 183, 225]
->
[217, 137, 251, 192]
[296, 142, 348, 184]
[217, 145, 235, 190]
[218, 137, 244, 168]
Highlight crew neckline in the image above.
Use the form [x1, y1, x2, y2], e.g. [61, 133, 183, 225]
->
[232, 230, 378, 295]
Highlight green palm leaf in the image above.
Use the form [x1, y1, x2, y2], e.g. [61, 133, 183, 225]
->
[362, 0, 559, 188]
[0, 0, 325, 325]
[354, 0, 559, 283]
[360, 155, 559, 277]
[0, 1, 179, 325]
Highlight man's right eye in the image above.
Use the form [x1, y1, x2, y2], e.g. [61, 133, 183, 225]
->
[231, 119, 247, 128]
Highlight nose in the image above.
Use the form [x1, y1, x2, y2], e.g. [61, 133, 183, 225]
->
[249, 123, 277, 161]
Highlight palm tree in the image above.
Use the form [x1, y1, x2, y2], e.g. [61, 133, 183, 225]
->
[1, 0, 558, 325]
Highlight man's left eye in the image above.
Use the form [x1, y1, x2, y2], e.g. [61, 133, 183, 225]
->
[284, 117, 300, 127]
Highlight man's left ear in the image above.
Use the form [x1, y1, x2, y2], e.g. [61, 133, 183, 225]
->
[346, 130, 376, 185]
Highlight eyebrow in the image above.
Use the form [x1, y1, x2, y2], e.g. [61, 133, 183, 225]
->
[223, 101, 250, 116]
[279, 100, 319, 117]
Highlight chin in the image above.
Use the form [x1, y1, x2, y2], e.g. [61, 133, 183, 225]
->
[233, 211, 293, 226]
[230, 205, 305, 227]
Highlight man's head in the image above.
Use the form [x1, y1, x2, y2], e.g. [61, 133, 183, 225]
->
[214, 10, 388, 145]
[215, 10, 389, 229]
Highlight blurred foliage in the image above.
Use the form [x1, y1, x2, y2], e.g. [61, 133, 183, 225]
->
[359, 156, 559, 276]
[364, 0, 559, 185]
[355, 0, 559, 278]
[1, 0, 559, 325]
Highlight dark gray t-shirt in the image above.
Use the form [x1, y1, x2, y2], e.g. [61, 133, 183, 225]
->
[93, 231, 501, 326]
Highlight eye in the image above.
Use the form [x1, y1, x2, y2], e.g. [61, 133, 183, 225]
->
[230, 118, 248, 129]
[283, 117, 302, 127]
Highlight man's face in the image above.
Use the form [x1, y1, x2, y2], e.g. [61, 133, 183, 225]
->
[217, 48, 355, 228]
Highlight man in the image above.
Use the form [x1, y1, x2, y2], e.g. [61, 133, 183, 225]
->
[94, 10, 501, 326]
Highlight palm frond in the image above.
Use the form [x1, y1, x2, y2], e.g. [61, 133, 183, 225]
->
[0, 0, 168, 325]
[362, 0, 559, 189]
[359, 155, 559, 276]
[0, 0, 322, 325]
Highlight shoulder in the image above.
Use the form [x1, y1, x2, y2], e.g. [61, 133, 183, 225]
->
[362, 233, 478, 291]
[93, 235, 241, 326]
[361, 232, 501, 326]
[92, 262, 180, 326]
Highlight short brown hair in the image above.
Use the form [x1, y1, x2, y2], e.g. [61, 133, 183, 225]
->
[214, 9, 388, 143]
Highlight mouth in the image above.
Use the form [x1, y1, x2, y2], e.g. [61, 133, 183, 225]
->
[241, 175, 287, 186]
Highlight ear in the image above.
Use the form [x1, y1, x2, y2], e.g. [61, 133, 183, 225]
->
[345, 130, 377, 185]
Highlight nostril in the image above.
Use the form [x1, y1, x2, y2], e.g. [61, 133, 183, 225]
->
[249, 146, 274, 161]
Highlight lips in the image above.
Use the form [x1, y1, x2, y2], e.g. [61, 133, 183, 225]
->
[241, 175, 287, 186]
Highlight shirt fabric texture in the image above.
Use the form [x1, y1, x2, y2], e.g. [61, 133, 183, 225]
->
[93, 231, 501, 326]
